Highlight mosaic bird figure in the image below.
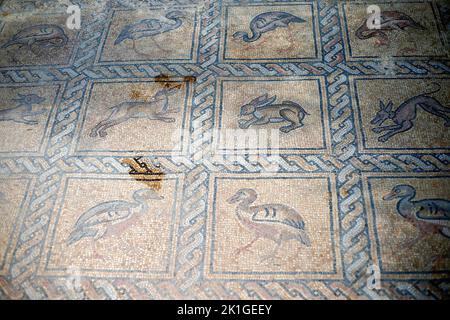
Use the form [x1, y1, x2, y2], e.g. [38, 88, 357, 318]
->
[67, 189, 163, 258]
[114, 10, 185, 46]
[383, 184, 450, 269]
[1, 24, 68, 51]
[232, 11, 305, 43]
[383, 184, 450, 243]
[356, 11, 425, 46]
[227, 188, 311, 262]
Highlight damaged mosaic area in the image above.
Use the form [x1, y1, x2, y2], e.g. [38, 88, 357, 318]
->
[0, 0, 449, 300]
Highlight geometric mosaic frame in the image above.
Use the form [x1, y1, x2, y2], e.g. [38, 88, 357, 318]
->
[0, 0, 449, 299]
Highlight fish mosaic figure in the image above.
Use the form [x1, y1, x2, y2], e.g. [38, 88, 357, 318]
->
[0, 94, 46, 125]
[114, 10, 185, 54]
[238, 93, 309, 133]
[90, 84, 181, 138]
[233, 11, 305, 42]
[371, 84, 450, 142]
[227, 188, 311, 262]
[1, 24, 68, 51]
[67, 188, 163, 258]
[355, 11, 425, 46]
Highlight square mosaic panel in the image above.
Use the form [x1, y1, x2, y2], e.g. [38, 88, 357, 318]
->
[351, 76, 450, 153]
[341, 1, 447, 59]
[0, 0, 449, 300]
[73, 78, 192, 156]
[205, 173, 341, 280]
[98, 6, 200, 63]
[0, 13, 78, 67]
[220, 2, 320, 61]
[213, 76, 330, 154]
[363, 173, 450, 279]
[39, 173, 183, 279]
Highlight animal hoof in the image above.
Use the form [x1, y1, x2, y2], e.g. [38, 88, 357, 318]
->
[378, 136, 388, 142]
[99, 131, 107, 138]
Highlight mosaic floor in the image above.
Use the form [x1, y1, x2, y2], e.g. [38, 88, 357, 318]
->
[0, 0, 449, 300]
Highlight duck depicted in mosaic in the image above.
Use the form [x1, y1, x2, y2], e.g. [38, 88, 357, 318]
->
[1, 24, 68, 53]
[114, 10, 185, 53]
[355, 11, 425, 46]
[232, 11, 305, 43]
[227, 188, 311, 262]
[371, 84, 450, 142]
[0, 93, 46, 125]
[383, 184, 450, 242]
[238, 93, 309, 133]
[383, 183, 450, 269]
[89, 84, 181, 138]
[67, 188, 163, 258]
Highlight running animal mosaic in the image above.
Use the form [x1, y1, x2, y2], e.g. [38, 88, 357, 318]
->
[0, 0, 449, 300]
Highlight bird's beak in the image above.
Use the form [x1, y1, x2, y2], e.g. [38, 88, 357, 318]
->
[227, 194, 240, 204]
[382, 191, 396, 201]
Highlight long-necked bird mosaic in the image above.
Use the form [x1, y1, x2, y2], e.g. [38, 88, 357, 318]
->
[232, 11, 305, 43]
[1, 24, 68, 54]
[67, 188, 163, 259]
[383, 184, 450, 269]
[356, 11, 425, 46]
[227, 188, 311, 263]
[114, 10, 185, 54]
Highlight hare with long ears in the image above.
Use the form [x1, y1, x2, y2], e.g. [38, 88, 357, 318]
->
[238, 93, 309, 133]
[90, 84, 182, 138]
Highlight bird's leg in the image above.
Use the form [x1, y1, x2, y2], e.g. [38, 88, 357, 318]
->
[90, 238, 105, 261]
[132, 39, 168, 58]
[234, 236, 259, 256]
[150, 37, 169, 54]
[259, 239, 283, 265]
[400, 233, 428, 252]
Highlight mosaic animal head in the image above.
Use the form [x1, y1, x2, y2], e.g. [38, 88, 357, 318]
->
[383, 184, 416, 201]
[371, 100, 394, 126]
[239, 94, 276, 116]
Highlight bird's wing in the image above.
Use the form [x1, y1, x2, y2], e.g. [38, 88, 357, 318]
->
[415, 200, 450, 227]
[132, 19, 163, 33]
[74, 201, 133, 229]
[251, 204, 306, 232]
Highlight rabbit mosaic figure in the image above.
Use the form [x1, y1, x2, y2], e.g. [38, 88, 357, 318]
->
[227, 188, 311, 262]
[90, 84, 181, 138]
[233, 11, 305, 42]
[356, 11, 425, 46]
[1, 24, 68, 52]
[0, 93, 46, 125]
[371, 83, 450, 142]
[238, 93, 309, 133]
